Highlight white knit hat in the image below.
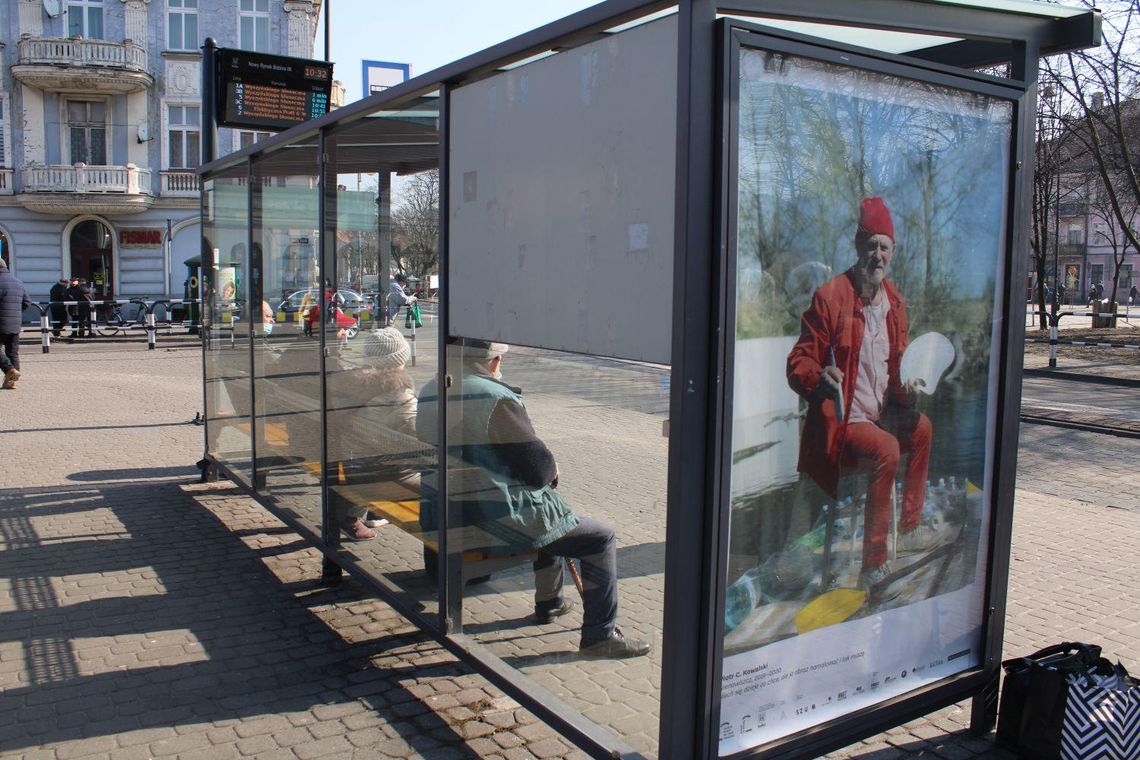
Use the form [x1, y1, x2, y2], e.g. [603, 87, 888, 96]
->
[361, 328, 410, 369]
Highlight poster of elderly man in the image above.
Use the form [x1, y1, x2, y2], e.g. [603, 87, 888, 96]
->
[716, 40, 1015, 754]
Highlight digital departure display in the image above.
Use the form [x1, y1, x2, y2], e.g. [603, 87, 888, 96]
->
[217, 48, 333, 131]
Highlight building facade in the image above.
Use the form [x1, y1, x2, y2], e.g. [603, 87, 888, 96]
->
[0, 0, 321, 301]
[1051, 175, 1137, 305]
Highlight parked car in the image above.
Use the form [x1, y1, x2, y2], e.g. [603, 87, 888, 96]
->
[275, 288, 368, 320]
[275, 288, 369, 339]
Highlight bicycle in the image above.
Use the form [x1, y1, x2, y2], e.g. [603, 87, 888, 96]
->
[95, 301, 149, 337]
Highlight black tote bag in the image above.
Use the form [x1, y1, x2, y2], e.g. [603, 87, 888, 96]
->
[997, 642, 1102, 759]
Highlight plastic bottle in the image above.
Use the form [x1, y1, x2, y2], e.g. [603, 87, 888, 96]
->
[724, 568, 763, 633]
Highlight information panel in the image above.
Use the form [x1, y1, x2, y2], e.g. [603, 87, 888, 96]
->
[718, 40, 1013, 755]
[218, 48, 333, 131]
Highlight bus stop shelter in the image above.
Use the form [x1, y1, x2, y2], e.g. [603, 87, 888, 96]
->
[196, 1, 1100, 757]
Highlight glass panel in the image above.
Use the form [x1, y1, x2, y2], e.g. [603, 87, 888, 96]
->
[202, 166, 252, 487]
[240, 16, 253, 49]
[70, 128, 87, 163]
[88, 7, 103, 39]
[255, 0, 268, 12]
[89, 101, 105, 121]
[717, 43, 1012, 755]
[168, 13, 180, 49]
[442, 339, 669, 755]
[323, 99, 442, 628]
[251, 136, 322, 538]
[187, 106, 200, 123]
[255, 16, 268, 51]
[169, 130, 183, 168]
[186, 15, 197, 49]
[68, 5, 83, 36]
[68, 101, 86, 122]
[89, 128, 106, 165]
[240, 0, 251, 10]
[187, 132, 200, 169]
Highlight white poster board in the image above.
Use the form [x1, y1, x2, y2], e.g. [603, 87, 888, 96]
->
[448, 16, 677, 363]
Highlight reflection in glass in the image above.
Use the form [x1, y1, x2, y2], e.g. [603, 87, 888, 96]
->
[322, 100, 443, 625]
[202, 169, 252, 486]
[250, 138, 323, 537]
[422, 340, 667, 756]
[719, 47, 1011, 754]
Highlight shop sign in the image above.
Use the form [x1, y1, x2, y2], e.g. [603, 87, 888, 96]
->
[119, 229, 164, 248]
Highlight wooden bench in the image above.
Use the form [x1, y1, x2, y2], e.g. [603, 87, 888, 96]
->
[247, 418, 581, 588]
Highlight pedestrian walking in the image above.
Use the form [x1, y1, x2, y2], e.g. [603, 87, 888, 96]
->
[70, 278, 94, 337]
[0, 259, 31, 389]
[49, 278, 69, 337]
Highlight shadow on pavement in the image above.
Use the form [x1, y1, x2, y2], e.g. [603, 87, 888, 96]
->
[0, 477, 484, 757]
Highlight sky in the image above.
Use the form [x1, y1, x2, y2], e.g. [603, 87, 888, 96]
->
[312, 1, 600, 105]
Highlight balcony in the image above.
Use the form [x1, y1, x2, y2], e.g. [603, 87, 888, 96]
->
[12, 37, 153, 93]
[0, 169, 12, 196]
[160, 170, 201, 198]
[17, 164, 154, 215]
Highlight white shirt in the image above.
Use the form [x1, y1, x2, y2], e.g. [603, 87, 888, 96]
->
[848, 297, 890, 424]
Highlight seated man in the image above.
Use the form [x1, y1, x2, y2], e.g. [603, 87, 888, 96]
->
[416, 340, 650, 659]
[786, 198, 934, 590]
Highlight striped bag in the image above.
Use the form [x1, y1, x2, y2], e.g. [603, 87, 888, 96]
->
[1060, 664, 1140, 760]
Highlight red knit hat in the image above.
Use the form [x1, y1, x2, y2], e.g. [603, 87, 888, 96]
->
[855, 197, 894, 245]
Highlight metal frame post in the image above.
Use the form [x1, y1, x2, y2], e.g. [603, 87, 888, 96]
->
[201, 38, 218, 165]
[971, 37, 1040, 735]
[660, 1, 721, 757]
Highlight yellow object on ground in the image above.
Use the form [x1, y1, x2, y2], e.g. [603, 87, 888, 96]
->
[795, 588, 867, 633]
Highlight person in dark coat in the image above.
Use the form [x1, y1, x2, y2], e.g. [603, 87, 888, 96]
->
[0, 259, 31, 389]
[70, 278, 95, 337]
[48, 278, 69, 337]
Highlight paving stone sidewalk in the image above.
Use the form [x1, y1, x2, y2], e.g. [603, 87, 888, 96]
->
[1, 341, 1138, 760]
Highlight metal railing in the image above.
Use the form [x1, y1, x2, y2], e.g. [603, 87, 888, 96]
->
[17, 36, 148, 70]
[31, 298, 200, 353]
[1026, 309, 1138, 367]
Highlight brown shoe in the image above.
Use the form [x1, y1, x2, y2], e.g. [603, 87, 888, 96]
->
[341, 518, 376, 541]
[1, 368, 18, 389]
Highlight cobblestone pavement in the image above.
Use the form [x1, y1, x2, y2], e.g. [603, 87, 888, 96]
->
[1, 338, 1138, 759]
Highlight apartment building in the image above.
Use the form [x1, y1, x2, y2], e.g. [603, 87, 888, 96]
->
[0, 0, 322, 301]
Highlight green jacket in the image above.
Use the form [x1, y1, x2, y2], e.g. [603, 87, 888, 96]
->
[416, 371, 579, 553]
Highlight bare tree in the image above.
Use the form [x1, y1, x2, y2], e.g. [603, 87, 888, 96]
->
[1045, 0, 1140, 315]
[1030, 82, 1072, 328]
[392, 170, 439, 277]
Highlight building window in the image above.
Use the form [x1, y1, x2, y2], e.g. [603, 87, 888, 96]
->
[1119, 264, 1133, 291]
[1091, 264, 1104, 288]
[168, 105, 201, 169]
[1067, 224, 1083, 245]
[67, 100, 107, 165]
[238, 130, 272, 151]
[167, 0, 199, 51]
[0, 229, 10, 270]
[239, 0, 270, 52]
[67, 0, 105, 39]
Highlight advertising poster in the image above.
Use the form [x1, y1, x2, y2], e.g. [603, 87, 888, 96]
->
[719, 43, 1013, 755]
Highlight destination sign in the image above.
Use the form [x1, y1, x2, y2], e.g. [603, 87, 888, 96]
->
[217, 48, 333, 131]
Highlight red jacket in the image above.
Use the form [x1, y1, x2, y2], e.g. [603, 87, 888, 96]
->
[786, 270, 911, 497]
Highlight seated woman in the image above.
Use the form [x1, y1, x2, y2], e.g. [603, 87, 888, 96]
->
[326, 327, 420, 540]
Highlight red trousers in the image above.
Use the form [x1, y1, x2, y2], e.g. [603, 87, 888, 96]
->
[841, 409, 932, 570]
